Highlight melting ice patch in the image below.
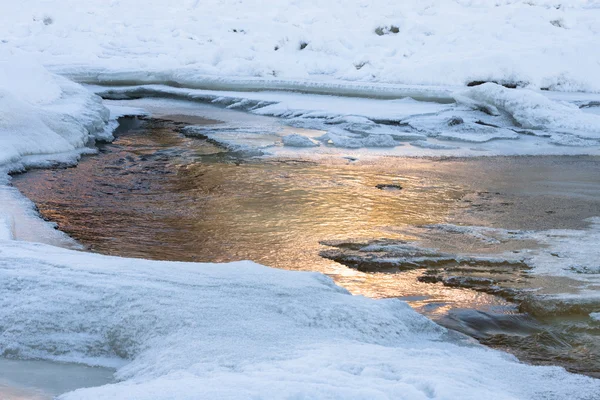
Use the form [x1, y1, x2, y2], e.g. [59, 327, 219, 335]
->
[0, 240, 599, 399]
[456, 83, 600, 142]
[94, 84, 600, 157]
[322, 218, 600, 317]
[282, 133, 319, 147]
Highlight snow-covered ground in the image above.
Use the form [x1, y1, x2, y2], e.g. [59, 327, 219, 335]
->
[2, 0, 600, 92]
[0, 239, 599, 400]
[3, 1, 600, 155]
[0, 56, 112, 246]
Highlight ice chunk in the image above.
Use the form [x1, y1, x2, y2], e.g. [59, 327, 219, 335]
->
[282, 133, 319, 147]
[456, 83, 600, 140]
[363, 133, 397, 147]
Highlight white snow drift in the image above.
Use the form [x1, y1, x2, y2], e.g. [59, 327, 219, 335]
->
[2, 0, 600, 92]
[0, 240, 599, 400]
[0, 56, 111, 169]
[0, 57, 111, 245]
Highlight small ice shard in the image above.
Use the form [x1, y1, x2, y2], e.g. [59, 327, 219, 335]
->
[282, 134, 319, 147]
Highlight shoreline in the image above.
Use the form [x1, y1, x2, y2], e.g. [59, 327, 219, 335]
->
[10, 115, 600, 379]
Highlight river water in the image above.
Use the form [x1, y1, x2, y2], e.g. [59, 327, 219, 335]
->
[9, 111, 600, 387]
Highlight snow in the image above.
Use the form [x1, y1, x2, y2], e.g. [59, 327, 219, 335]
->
[2, 1, 600, 93]
[0, 56, 110, 169]
[0, 56, 115, 247]
[456, 83, 600, 140]
[0, 239, 598, 400]
[2, 0, 600, 157]
[0, 213, 13, 241]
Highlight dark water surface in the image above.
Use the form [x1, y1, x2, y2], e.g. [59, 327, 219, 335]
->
[12, 116, 600, 377]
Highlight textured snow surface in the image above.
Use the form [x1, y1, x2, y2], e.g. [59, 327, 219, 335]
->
[2, 0, 600, 92]
[457, 83, 600, 140]
[0, 240, 598, 400]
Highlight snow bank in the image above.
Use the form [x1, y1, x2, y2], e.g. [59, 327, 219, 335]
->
[0, 239, 597, 399]
[0, 56, 110, 169]
[0, 56, 112, 245]
[2, 1, 600, 93]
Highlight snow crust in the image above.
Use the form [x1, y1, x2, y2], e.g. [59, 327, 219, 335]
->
[2, 1, 600, 93]
[0, 240, 598, 400]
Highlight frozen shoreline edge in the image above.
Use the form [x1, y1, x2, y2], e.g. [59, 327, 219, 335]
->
[1, 63, 599, 400]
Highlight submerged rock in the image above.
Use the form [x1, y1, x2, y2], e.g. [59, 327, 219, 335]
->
[375, 183, 403, 191]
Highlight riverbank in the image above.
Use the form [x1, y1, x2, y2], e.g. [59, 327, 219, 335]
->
[1, 57, 599, 398]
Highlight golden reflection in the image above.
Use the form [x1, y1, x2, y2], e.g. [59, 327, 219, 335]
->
[11, 119, 475, 305]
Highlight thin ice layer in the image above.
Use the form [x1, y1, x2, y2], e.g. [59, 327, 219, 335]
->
[98, 85, 600, 155]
